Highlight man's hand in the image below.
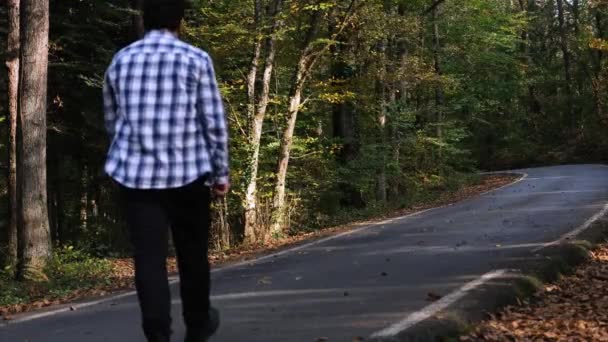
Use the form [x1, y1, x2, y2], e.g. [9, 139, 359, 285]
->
[213, 183, 230, 197]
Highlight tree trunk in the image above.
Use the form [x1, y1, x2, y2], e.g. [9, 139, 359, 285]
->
[17, 0, 52, 281]
[432, 6, 444, 140]
[270, 77, 306, 235]
[330, 24, 357, 163]
[269, 2, 354, 235]
[271, 37, 318, 234]
[596, 12, 604, 75]
[79, 162, 88, 232]
[243, 0, 283, 244]
[389, 88, 401, 200]
[375, 42, 388, 202]
[130, 0, 144, 40]
[212, 198, 231, 250]
[6, 0, 20, 270]
[593, 11, 605, 120]
[556, 0, 575, 128]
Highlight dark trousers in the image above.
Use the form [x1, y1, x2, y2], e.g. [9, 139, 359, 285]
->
[121, 178, 211, 339]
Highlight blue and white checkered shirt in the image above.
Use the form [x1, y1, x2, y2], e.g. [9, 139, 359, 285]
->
[103, 30, 229, 189]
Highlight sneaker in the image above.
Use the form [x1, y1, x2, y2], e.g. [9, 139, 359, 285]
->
[185, 307, 220, 342]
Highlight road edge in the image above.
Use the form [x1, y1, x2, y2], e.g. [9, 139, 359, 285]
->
[370, 212, 608, 342]
[0, 172, 522, 327]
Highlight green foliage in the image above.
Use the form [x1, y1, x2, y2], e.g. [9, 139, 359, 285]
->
[3, 0, 607, 272]
[0, 246, 113, 307]
[46, 246, 113, 287]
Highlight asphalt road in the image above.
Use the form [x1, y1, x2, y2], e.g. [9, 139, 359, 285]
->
[2, 165, 608, 342]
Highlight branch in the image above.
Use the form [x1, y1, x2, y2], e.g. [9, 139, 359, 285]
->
[307, 0, 358, 71]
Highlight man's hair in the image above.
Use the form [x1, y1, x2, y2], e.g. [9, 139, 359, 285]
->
[143, 0, 186, 31]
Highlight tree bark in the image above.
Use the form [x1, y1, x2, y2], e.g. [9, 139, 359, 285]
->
[270, 10, 321, 234]
[375, 39, 388, 203]
[244, 0, 283, 244]
[79, 162, 89, 232]
[330, 20, 357, 163]
[270, 71, 306, 235]
[6, 0, 20, 270]
[593, 11, 605, 120]
[596, 11, 604, 75]
[17, 0, 52, 281]
[556, 0, 575, 127]
[270, 0, 356, 235]
[432, 6, 444, 140]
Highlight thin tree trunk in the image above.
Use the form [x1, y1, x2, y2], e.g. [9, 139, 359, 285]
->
[376, 99, 388, 202]
[376, 39, 388, 202]
[594, 11, 605, 120]
[389, 87, 401, 200]
[80, 162, 88, 232]
[6, 0, 20, 269]
[596, 12, 604, 75]
[52, 156, 63, 242]
[212, 198, 230, 250]
[556, 0, 575, 127]
[271, 76, 306, 235]
[130, 0, 144, 40]
[242, 0, 263, 244]
[390, 33, 408, 200]
[330, 19, 357, 163]
[432, 6, 444, 140]
[244, 0, 283, 244]
[17, 0, 52, 281]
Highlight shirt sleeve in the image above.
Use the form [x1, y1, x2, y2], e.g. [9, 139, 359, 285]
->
[197, 55, 230, 185]
[103, 66, 118, 138]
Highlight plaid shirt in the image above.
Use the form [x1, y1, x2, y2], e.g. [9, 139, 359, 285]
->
[103, 30, 229, 189]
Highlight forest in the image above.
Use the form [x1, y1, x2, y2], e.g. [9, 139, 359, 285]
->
[0, 0, 607, 284]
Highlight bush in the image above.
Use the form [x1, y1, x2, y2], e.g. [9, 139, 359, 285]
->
[0, 246, 113, 308]
[46, 246, 114, 291]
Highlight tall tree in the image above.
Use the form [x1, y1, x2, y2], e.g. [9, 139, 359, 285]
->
[6, 0, 20, 269]
[270, 0, 357, 235]
[271, 8, 323, 235]
[432, 4, 445, 140]
[375, 36, 388, 202]
[243, 0, 284, 244]
[556, 0, 575, 127]
[17, 0, 52, 281]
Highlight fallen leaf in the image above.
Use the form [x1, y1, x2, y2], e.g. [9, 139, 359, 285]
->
[257, 277, 272, 285]
[427, 292, 443, 302]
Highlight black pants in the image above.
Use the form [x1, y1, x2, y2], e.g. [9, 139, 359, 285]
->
[121, 178, 211, 338]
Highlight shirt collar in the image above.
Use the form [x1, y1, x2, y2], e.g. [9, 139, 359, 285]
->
[145, 29, 178, 40]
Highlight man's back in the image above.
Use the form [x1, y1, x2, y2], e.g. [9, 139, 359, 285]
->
[103, 30, 228, 190]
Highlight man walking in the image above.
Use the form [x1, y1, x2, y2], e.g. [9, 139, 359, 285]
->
[103, 0, 229, 341]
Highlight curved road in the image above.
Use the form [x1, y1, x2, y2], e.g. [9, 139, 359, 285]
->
[2, 165, 608, 341]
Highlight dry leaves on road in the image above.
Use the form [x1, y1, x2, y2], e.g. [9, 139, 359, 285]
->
[464, 244, 608, 341]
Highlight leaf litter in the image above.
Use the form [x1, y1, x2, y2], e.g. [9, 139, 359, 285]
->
[464, 244, 608, 341]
